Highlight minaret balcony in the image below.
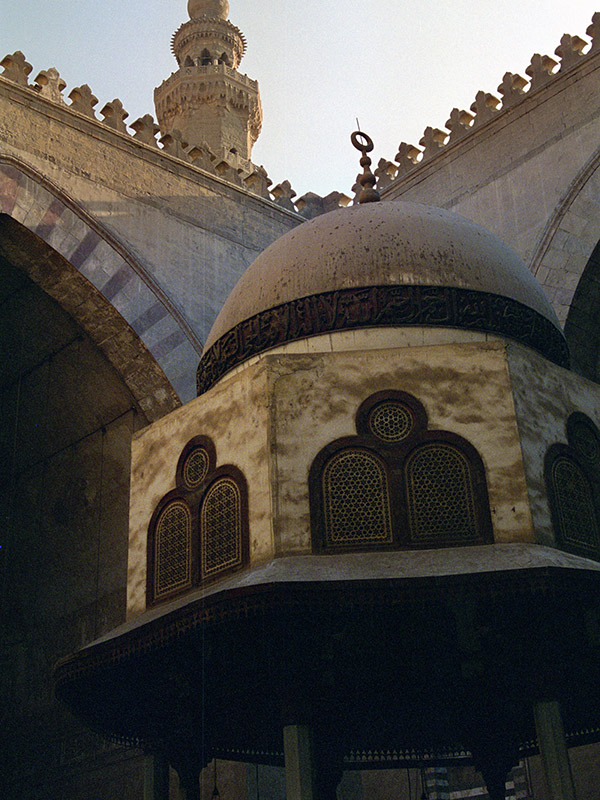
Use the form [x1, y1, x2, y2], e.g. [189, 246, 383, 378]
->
[156, 63, 258, 96]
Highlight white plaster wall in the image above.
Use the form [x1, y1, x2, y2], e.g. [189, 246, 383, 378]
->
[128, 339, 539, 619]
[127, 361, 272, 617]
[215, 326, 502, 386]
[267, 340, 533, 554]
[507, 342, 600, 546]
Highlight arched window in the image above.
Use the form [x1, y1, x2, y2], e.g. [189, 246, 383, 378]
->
[405, 443, 479, 545]
[201, 48, 212, 65]
[310, 391, 492, 553]
[546, 418, 600, 561]
[551, 457, 599, 553]
[322, 449, 392, 550]
[153, 500, 193, 601]
[200, 477, 243, 579]
[147, 436, 249, 605]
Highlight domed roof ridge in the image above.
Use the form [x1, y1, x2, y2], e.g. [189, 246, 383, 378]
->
[197, 201, 568, 394]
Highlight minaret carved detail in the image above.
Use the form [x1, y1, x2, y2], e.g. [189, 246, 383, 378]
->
[154, 0, 262, 160]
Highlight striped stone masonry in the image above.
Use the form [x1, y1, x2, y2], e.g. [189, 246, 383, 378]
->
[0, 53, 348, 220]
[0, 158, 201, 412]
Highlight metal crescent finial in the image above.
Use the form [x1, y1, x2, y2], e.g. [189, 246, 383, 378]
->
[351, 130, 380, 204]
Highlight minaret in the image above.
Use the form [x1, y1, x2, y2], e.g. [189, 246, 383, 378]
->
[154, 0, 262, 161]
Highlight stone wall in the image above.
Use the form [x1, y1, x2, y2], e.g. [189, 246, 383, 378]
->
[380, 15, 600, 333]
[0, 74, 301, 401]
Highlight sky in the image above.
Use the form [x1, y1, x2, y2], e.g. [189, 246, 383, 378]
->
[2, 0, 599, 199]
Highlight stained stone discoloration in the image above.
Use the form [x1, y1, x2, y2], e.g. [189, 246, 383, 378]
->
[127, 361, 272, 617]
[270, 342, 533, 553]
[507, 342, 600, 547]
[128, 339, 537, 617]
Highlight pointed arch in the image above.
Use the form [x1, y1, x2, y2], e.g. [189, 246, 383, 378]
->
[529, 144, 600, 380]
[0, 158, 203, 416]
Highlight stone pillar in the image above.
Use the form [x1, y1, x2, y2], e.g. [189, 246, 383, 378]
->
[284, 724, 316, 800]
[177, 770, 201, 800]
[144, 754, 170, 800]
[533, 700, 576, 800]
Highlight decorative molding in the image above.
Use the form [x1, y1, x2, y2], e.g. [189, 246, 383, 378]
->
[379, 11, 600, 194]
[196, 284, 570, 394]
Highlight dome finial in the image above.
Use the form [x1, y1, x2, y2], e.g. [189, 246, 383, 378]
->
[351, 130, 380, 204]
[188, 0, 229, 19]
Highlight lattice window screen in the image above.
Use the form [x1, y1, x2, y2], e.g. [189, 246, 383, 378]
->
[183, 447, 209, 489]
[551, 456, 600, 554]
[154, 500, 192, 599]
[406, 443, 479, 543]
[322, 449, 392, 548]
[570, 418, 600, 468]
[201, 478, 243, 577]
[368, 401, 413, 442]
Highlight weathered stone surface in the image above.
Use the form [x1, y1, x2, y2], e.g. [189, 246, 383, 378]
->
[100, 99, 129, 133]
[374, 158, 397, 190]
[33, 67, 66, 104]
[470, 90, 500, 127]
[497, 72, 528, 108]
[187, 141, 217, 173]
[394, 142, 421, 174]
[587, 12, 600, 53]
[243, 165, 271, 198]
[271, 179, 296, 211]
[159, 128, 189, 159]
[419, 126, 447, 160]
[0, 51, 32, 86]
[130, 114, 160, 147]
[445, 108, 473, 142]
[555, 33, 587, 72]
[68, 84, 98, 118]
[526, 52, 558, 90]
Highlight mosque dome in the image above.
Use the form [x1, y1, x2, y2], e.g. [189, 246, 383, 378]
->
[188, 0, 229, 19]
[198, 201, 568, 393]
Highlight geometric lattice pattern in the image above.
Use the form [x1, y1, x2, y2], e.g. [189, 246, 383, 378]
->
[552, 456, 600, 554]
[323, 449, 392, 547]
[406, 443, 478, 543]
[183, 447, 209, 489]
[570, 419, 600, 468]
[155, 500, 192, 599]
[201, 478, 242, 577]
[368, 401, 413, 442]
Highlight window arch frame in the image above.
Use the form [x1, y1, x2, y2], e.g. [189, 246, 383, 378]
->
[147, 436, 249, 606]
[147, 491, 197, 606]
[309, 391, 493, 554]
[319, 445, 395, 552]
[545, 412, 600, 560]
[199, 469, 249, 582]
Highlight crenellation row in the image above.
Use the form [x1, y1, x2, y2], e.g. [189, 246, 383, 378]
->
[377, 10, 600, 192]
[0, 49, 348, 215]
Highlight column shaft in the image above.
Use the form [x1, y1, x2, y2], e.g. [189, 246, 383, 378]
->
[284, 724, 316, 800]
[144, 754, 170, 800]
[533, 700, 576, 800]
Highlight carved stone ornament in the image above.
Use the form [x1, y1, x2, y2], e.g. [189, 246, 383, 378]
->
[0, 51, 32, 86]
[100, 99, 129, 133]
[33, 68, 66, 104]
[196, 284, 570, 395]
[68, 84, 98, 118]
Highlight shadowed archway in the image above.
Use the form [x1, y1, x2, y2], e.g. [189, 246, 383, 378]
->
[0, 218, 176, 797]
[565, 238, 600, 382]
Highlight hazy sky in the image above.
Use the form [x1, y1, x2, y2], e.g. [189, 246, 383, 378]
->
[2, 1, 598, 198]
